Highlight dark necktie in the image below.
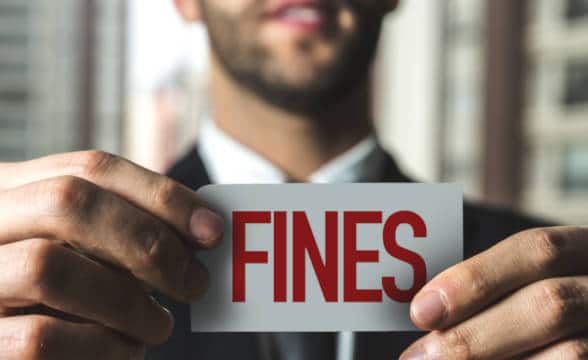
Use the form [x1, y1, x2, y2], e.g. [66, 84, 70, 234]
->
[260, 332, 336, 360]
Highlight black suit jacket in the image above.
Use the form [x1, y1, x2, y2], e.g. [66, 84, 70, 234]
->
[147, 147, 548, 360]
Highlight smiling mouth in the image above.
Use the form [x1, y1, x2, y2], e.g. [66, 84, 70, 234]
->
[265, 2, 336, 32]
[279, 6, 323, 21]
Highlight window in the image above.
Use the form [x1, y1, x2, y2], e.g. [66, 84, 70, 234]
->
[566, 0, 588, 21]
[564, 60, 588, 106]
[0, 1, 29, 161]
[440, 0, 485, 196]
[562, 144, 588, 192]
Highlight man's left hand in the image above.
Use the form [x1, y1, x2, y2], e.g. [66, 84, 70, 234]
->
[400, 226, 588, 359]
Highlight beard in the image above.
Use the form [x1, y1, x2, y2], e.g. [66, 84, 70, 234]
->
[199, 0, 386, 116]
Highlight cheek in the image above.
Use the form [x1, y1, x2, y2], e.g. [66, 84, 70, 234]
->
[206, 0, 255, 16]
[338, 8, 356, 33]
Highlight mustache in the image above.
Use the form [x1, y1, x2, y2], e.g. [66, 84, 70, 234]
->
[240, 0, 365, 17]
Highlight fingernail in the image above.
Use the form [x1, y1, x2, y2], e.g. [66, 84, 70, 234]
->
[184, 261, 210, 299]
[400, 336, 442, 360]
[190, 208, 224, 246]
[399, 345, 427, 360]
[148, 296, 175, 330]
[411, 290, 447, 328]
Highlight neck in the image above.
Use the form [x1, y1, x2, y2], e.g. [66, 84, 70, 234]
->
[209, 57, 373, 181]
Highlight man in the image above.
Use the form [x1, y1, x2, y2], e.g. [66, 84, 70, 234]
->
[0, 0, 586, 359]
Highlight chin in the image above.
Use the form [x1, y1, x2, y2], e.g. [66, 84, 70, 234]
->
[270, 49, 340, 83]
[266, 63, 328, 90]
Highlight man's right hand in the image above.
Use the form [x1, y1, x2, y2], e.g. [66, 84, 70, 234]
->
[0, 151, 224, 359]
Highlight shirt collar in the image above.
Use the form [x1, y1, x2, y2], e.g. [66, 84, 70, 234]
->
[197, 118, 387, 185]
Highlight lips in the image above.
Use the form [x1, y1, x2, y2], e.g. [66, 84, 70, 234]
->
[278, 6, 323, 23]
[265, 0, 334, 31]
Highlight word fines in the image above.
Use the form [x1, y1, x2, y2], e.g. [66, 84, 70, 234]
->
[232, 210, 427, 304]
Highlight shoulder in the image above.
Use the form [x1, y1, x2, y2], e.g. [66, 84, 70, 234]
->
[463, 201, 555, 257]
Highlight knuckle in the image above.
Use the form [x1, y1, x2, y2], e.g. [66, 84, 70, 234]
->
[439, 328, 474, 360]
[46, 176, 98, 218]
[534, 280, 580, 331]
[563, 339, 588, 359]
[139, 225, 167, 267]
[528, 228, 568, 272]
[21, 316, 56, 359]
[75, 150, 118, 178]
[152, 178, 182, 211]
[23, 240, 65, 301]
[145, 236, 178, 276]
[135, 224, 185, 279]
[455, 261, 490, 299]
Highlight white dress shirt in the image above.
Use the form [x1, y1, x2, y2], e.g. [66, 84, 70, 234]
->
[198, 119, 386, 185]
[197, 118, 388, 360]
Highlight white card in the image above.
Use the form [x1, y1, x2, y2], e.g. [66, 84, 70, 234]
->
[191, 184, 462, 332]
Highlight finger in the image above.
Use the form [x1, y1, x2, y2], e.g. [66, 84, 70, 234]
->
[0, 176, 209, 302]
[0, 151, 223, 248]
[526, 334, 588, 359]
[0, 239, 173, 345]
[0, 315, 144, 360]
[410, 227, 588, 330]
[401, 277, 588, 360]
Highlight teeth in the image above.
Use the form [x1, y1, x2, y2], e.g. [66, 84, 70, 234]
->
[282, 7, 321, 22]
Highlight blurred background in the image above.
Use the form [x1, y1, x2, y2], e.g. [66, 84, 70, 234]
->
[0, 0, 587, 223]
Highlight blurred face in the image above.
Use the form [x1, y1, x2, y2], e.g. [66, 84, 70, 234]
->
[197, 0, 395, 114]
